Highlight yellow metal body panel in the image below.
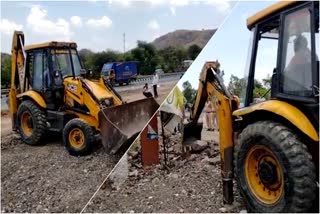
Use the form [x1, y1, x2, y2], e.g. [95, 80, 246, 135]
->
[247, 1, 297, 29]
[25, 41, 77, 51]
[97, 78, 122, 105]
[10, 31, 26, 129]
[63, 78, 100, 123]
[206, 82, 234, 163]
[191, 61, 220, 120]
[17, 90, 47, 108]
[83, 79, 116, 100]
[233, 100, 319, 142]
[63, 77, 122, 129]
[65, 110, 99, 129]
[189, 61, 235, 179]
[8, 88, 18, 120]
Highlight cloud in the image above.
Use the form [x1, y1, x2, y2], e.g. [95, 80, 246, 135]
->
[204, 0, 232, 13]
[107, 0, 231, 11]
[0, 19, 23, 35]
[26, 5, 72, 38]
[169, 0, 189, 6]
[70, 16, 82, 27]
[86, 16, 112, 28]
[148, 20, 160, 30]
[170, 7, 176, 16]
[108, 0, 131, 7]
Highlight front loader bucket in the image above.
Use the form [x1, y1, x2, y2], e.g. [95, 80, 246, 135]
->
[99, 98, 159, 154]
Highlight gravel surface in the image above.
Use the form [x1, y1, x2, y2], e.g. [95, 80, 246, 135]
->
[1, 132, 124, 213]
[0, 83, 175, 213]
[84, 126, 246, 213]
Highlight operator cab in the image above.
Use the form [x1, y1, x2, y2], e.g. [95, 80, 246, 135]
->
[242, 1, 319, 127]
[24, 42, 83, 110]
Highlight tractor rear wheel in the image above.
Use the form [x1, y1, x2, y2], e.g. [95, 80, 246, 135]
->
[234, 121, 316, 213]
[63, 118, 94, 156]
[17, 100, 47, 145]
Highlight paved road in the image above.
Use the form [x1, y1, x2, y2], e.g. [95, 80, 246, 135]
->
[1, 96, 7, 110]
[116, 77, 180, 92]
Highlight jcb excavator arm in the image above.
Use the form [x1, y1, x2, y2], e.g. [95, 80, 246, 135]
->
[187, 61, 239, 204]
[9, 31, 26, 129]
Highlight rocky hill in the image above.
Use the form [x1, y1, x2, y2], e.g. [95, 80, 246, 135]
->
[151, 29, 216, 50]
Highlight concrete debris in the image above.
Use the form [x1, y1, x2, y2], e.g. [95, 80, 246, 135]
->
[82, 124, 245, 213]
[191, 140, 209, 152]
[219, 207, 227, 213]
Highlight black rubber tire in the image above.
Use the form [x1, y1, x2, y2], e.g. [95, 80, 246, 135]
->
[63, 118, 94, 156]
[234, 120, 316, 213]
[16, 100, 47, 145]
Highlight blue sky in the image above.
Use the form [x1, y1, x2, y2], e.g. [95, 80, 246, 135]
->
[0, 0, 236, 54]
[177, 1, 278, 89]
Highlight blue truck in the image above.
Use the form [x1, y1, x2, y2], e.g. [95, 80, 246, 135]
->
[101, 61, 138, 86]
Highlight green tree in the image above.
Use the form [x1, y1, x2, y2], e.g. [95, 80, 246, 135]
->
[262, 74, 272, 89]
[89, 50, 121, 78]
[1, 57, 11, 88]
[188, 44, 202, 60]
[227, 74, 270, 99]
[182, 81, 196, 104]
[78, 48, 94, 70]
[256, 77, 271, 99]
[227, 75, 245, 97]
[158, 46, 188, 73]
[158, 46, 177, 73]
[130, 41, 158, 75]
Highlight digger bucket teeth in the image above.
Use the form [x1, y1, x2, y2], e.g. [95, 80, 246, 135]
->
[99, 97, 159, 154]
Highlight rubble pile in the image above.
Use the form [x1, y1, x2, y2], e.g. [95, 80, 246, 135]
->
[85, 129, 246, 213]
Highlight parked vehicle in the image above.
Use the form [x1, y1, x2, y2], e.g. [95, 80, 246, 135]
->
[101, 61, 138, 86]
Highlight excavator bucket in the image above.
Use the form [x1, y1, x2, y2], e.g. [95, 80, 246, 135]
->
[183, 122, 203, 144]
[98, 97, 159, 154]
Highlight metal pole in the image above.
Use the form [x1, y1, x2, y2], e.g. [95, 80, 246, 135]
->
[160, 111, 167, 165]
[123, 32, 126, 54]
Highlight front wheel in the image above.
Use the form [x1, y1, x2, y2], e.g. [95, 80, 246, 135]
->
[16, 100, 47, 145]
[234, 121, 316, 213]
[63, 118, 94, 156]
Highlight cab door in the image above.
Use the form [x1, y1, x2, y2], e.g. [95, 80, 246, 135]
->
[277, 2, 317, 100]
[27, 49, 57, 109]
[276, 1, 319, 127]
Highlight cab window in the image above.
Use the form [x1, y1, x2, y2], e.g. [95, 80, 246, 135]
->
[51, 49, 82, 78]
[280, 7, 313, 97]
[28, 50, 47, 91]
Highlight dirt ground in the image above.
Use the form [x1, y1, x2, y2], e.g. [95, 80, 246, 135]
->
[0, 82, 175, 213]
[83, 117, 246, 213]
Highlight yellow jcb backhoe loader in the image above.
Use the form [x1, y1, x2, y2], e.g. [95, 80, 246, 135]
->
[186, 1, 319, 212]
[9, 31, 159, 156]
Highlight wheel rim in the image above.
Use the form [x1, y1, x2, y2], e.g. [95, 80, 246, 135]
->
[21, 111, 33, 137]
[69, 128, 85, 149]
[245, 145, 284, 204]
